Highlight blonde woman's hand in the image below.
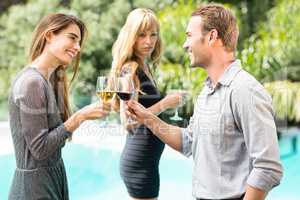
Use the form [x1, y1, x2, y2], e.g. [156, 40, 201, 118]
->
[162, 92, 187, 110]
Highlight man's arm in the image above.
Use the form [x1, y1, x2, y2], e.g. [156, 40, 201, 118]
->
[127, 100, 183, 151]
[120, 93, 183, 130]
[144, 114, 182, 151]
[232, 83, 283, 199]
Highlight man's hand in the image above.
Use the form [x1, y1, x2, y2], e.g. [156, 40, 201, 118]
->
[243, 185, 266, 200]
[126, 100, 183, 152]
[125, 100, 154, 124]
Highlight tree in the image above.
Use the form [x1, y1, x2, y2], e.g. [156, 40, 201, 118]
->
[69, 0, 131, 108]
[239, 0, 300, 82]
[0, 0, 64, 102]
[0, 0, 174, 106]
[0, 0, 131, 104]
[239, 0, 300, 124]
[155, 0, 207, 120]
[0, 0, 27, 14]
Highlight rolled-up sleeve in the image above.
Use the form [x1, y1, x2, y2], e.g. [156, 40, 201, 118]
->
[180, 115, 194, 157]
[232, 84, 283, 192]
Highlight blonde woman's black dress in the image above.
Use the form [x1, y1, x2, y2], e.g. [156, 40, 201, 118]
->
[120, 67, 165, 198]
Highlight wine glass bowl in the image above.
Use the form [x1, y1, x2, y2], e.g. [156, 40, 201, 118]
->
[96, 76, 116, 127]
[116, 66, 136, 124]
[96, 91, 115, 102]
[168, 89, 188, 121]
[116, 76, 135, 101]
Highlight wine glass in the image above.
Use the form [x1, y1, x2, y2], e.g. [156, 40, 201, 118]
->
[116, 76, 135, 101]
[168, 89, 187, 121]
[116, 77, 136, 123]
[117, 66, 136, 123]
[96, 76, 115, 127]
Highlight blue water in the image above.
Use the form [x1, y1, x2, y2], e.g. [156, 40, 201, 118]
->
[0, 143, 193, 199]
[1, 137, 300, 199]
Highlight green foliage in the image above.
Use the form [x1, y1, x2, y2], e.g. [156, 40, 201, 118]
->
[237, 0, 300, 123]
[155, 63, 206, 119]
[0, 0, 131, 104]
[239, 0, 300, 82]
[0, 0, 65, 102]
[0, 0, 299, 122]
[69, 0, 131, 102]
[156, 1, 207, 119]
[131, 0, 175, 10]
[158, 0, 194, 65]
[264, 81, 300, 123]
[0, 101, 8, 121]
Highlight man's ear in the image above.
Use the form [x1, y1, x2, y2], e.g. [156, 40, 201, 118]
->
[208, 29, 218, 46]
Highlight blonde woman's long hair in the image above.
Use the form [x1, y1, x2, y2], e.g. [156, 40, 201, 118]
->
[111, 8, 162, 110]
[29, 13, 87, 121]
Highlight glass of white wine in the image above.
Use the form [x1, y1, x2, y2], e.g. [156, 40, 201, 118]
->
[96, 76, 115, 127]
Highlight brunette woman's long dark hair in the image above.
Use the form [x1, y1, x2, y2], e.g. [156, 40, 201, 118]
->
[29, 13, 87, 121]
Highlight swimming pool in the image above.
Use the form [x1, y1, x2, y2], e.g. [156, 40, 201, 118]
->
[0, 144, 193, 199]
[0, 121, 299, 199]
[0, 121, 194, 200]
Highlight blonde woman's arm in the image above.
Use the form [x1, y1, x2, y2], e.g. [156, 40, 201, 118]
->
[148, 92, 185, 115]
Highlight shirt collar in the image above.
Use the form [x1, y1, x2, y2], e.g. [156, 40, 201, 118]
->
[218, 59, 242, 86]
[205, 59, 242, 90]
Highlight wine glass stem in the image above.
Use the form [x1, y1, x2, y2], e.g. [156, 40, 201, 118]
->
[127, 106, 134, 123]
[174, 108, 179, 117]
[100, 100, 109, 126]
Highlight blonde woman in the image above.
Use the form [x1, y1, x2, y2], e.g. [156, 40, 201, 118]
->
[111, 8, 183, 200]
[8, 13, 110, 200]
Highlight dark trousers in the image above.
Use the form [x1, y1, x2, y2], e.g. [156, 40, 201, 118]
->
[197, 193, 245, 200]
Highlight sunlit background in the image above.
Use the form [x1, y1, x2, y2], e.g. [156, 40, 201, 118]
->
[0, 0, 299, 199]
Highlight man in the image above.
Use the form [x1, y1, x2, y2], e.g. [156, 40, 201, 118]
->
[126, 3, 283, 200]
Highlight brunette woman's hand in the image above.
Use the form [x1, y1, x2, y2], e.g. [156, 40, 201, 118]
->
[64, 101, 111, 132]
[79, 101, 111, 120]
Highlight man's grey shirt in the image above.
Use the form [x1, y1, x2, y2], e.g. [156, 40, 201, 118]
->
[181, 60, 283, 199]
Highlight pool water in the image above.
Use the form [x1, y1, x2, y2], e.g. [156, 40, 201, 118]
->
[0, 143, 193, 200]
[64, 144, 193, 200]
[1, 136, 300, 199]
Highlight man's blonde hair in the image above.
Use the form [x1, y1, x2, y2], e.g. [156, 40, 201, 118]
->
[192, 3, 239, 52]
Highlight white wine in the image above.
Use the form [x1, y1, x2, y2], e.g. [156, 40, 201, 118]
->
[96, 91, 115, 102]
